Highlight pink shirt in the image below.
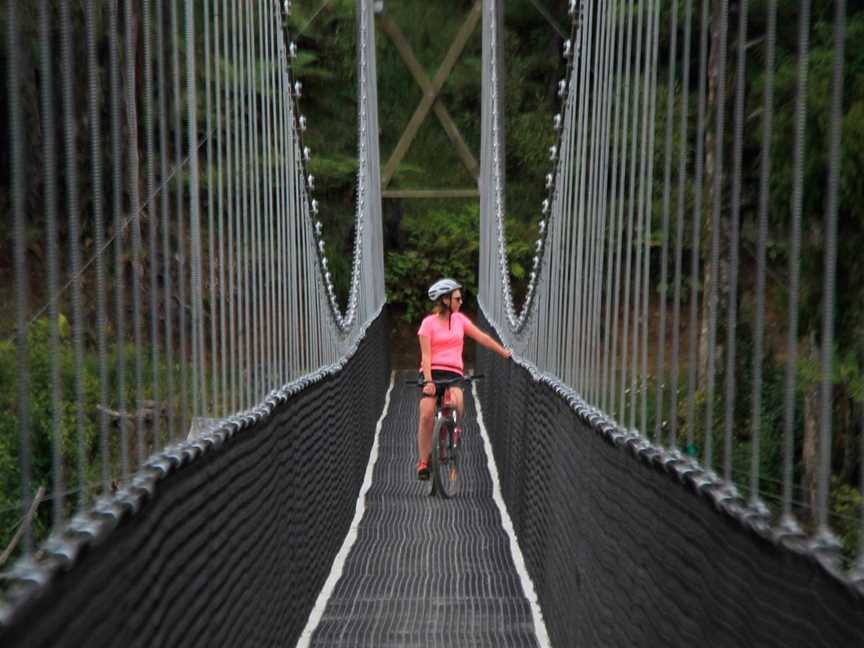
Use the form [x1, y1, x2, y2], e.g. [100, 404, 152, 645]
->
[417, 312, 471, 375]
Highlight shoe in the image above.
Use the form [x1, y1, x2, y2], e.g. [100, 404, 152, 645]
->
[417, 460, 430, 481]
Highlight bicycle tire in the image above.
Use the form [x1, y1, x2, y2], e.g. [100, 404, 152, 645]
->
[434, 417, 459, 498]
[428, 418, 441, 497]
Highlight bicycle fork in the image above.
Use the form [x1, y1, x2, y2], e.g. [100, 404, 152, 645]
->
[429, 411, 459, 498]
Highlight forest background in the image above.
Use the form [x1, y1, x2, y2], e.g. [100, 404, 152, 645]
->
[0, 0, 567, 572]
[289, 0, 864, 559]
[288, 0, 566, 364]
[1, 0, 864, 568]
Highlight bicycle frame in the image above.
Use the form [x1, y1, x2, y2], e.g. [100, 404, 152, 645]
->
[408, 374, 482, 499]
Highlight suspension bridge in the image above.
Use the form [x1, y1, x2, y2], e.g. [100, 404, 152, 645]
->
[1, 1, 863, 645]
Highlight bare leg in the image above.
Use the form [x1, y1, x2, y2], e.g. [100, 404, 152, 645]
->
[417, 396, 435, 463]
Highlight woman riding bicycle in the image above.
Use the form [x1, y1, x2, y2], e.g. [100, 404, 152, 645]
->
[416, 278, 512, 480]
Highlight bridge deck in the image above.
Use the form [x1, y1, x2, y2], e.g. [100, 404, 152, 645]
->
[306, 371, 542, 647]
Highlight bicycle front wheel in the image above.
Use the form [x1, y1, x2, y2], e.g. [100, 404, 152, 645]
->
[434, 422, 459, 498]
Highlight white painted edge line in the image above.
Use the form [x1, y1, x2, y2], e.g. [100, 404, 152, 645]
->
[473, 381, 552, 648]
[295, 371, 396, 648]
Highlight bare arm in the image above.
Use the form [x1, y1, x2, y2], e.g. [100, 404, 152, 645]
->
[463, 320, 512, 359]
[419, 334, 436, 395]
[419, 334, 433, 382]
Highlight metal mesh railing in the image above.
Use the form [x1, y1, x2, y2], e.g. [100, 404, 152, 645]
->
[1, 0, 384, 582]
[0, 312, 391, 646]
[480, 0, 863, 583]
[476, 324, 864, 646]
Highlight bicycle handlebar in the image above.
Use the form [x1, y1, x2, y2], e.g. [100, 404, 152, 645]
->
[404, 374, 484, 387]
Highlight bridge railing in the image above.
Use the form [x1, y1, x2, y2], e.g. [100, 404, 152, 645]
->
[479, 0, 863, 627]
[1, 0, 384, 582]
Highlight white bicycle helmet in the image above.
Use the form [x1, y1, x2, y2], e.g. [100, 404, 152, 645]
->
[428, 278, 462, 301]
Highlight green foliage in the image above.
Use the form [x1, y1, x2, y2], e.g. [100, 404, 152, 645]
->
[501, 18, 560, 227]
[286, 0, 361, 307]
[798, 349, 864, 404]
[385, 202, 479, 323]
[832, 480, 862, 562]
[504, 219, 540, 305]
[0, 320, 96, 555]
[290, 0, 566, 315]
[0, 315, 194, 560]
[6, 0, 864, 571]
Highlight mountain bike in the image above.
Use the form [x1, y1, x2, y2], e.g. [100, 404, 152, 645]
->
[408, 374, 482, 499]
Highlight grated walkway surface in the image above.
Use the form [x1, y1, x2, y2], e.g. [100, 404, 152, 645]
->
[309, 371, 540, 647]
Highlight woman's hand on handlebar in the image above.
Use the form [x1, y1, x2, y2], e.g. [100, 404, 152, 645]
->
[422, 382, 436, 397]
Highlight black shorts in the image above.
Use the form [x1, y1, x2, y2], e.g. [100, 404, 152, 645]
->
[418, 370, 463, 398]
